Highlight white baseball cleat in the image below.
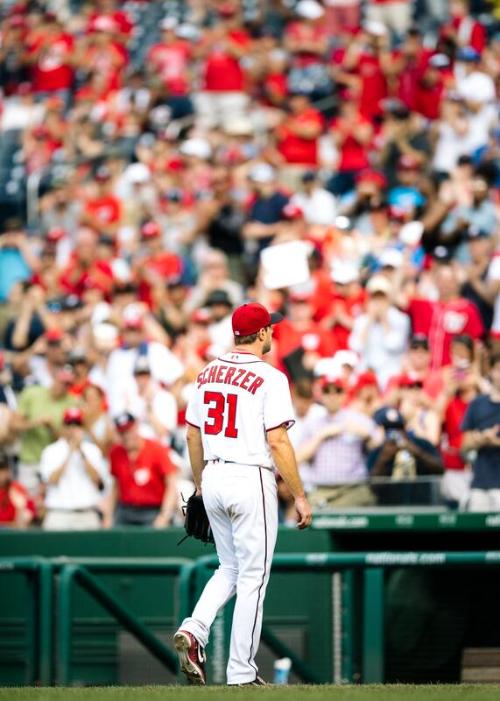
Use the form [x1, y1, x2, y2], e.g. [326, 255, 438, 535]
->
[174, 630, 206, 686]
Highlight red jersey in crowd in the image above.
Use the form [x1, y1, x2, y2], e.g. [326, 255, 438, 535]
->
[203, 30, 251, 92]
[110, 438, 176, 507]
[330, 114, 372, 172]
[440, 16, 486, 54]
[408, 297, 484, 369]
[136, 252, 183, 307]
[0, 481, 34, 523]
[442, 395, 469, 470]
[27, 32, 74, 92]
[277, 108, 324, 166]
[147, 39, 192, 95]
[84, 194, 122, 229]
[273, 318, 337, 370]
[59, 257, 115, 298]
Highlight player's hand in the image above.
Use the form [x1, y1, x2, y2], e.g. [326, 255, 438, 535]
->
[294, 495, 312, 530]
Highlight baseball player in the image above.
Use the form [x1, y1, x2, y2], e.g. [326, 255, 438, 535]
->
[174, 302, 312, 686]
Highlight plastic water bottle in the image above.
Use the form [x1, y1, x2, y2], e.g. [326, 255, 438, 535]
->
[273, 657, 292, 685]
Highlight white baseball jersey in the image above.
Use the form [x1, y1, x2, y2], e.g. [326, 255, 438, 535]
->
[185, 350, 295, 468]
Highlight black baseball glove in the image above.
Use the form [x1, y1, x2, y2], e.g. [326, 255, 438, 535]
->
[180, 492, 215, 545]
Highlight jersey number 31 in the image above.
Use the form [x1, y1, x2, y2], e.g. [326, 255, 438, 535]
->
[204, 391, 239, 438]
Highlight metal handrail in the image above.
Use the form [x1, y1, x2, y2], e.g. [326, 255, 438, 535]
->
[55, 557, 193, 686]
[189, 551, 500, 684]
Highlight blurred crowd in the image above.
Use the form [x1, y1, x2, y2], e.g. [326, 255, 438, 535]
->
[0, 0, 499, 529]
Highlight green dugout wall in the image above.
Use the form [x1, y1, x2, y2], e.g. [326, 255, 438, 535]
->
[2, 512, 500, 686]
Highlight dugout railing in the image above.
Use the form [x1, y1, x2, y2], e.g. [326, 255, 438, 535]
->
[2, 551, 500, 686]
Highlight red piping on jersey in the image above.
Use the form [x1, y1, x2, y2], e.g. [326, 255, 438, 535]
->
[185, 419, 200, 429]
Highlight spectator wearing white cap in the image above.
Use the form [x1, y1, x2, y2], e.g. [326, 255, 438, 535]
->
[40, 407, 110, 530]
[455, 50, 497, 156]
[290, 171, 337, 226]
[349, 275, 410, 388]
[324, 262, 366, 350]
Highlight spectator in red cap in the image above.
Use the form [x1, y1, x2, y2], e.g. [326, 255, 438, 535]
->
[105, 306, 184, 416]
[398, 375, 441, 446]
[133, 221, 183, 308]
[13, 365, 77, 495]
[296, 374, 377, 507]
[109, 413, 178, 526]
[0, 452, 34, 528]
[39, 407, 109, 530]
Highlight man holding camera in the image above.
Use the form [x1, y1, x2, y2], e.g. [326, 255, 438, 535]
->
[369, 406, 443, 505]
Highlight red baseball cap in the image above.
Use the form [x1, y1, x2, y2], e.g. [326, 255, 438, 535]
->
[45, 328, 64, 342]
[320, 375, 345, 390]
[63, 407, 83, 425]
[114, 412, 136, 433]
[231, 303, 283, 337]
[141, 221, 161, 239]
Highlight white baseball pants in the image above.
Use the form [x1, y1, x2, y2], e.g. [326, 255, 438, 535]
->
[179, 461, 278, 685]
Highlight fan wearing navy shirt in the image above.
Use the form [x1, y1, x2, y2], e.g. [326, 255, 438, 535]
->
[461, 353, 500, 511]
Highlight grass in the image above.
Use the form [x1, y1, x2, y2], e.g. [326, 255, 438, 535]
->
[1, 686, 500, 701]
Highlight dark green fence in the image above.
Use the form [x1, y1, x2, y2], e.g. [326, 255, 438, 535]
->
[2, 549, 500, 686]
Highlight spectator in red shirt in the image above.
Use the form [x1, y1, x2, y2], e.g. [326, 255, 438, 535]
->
[407, 262, 485, 369]
[109, 413, 178, 527]
[59, 227, 115, 299]
[440, 0, 486, 54]
[413, 55, 451, 121]
[194, 2, 251, 129]
[327, 95, 373, 195]
[391, 27, 434, 111]
[336, 25, 389, 122]
[133, 221, 183, 309]
[25, 13, 74, 102]
[147, 18, 192, 96]
[77, 17, 128, 94]
[274, 289, 337, 378]
[440, 365, 479, 506]
[81, 166, 122, 238]
[275, 92, 324, 183]
[0, 452, 34, 527]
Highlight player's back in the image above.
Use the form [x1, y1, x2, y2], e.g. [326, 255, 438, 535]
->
[186, 350, 294, 469]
